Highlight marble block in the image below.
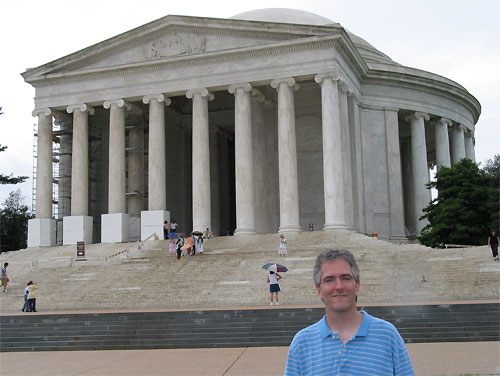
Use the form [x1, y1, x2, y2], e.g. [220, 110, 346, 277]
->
[140, 210, 170, 241]
[27, 218, 56, 247]
[63, 216, 93, 245]
[101, 213, 129, 243]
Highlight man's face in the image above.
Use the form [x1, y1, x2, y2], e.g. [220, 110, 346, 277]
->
[316, 259, 360, 314]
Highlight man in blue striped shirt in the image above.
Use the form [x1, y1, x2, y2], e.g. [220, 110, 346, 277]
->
[285, 249, 415, 375]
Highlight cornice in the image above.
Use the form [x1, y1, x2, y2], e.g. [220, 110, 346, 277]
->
[363, 70, 481, 123]
[27, 35, 347, 88]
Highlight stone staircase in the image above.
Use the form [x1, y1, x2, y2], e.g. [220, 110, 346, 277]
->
[1, 303, 498, 352]
[0, 230, 498, 312]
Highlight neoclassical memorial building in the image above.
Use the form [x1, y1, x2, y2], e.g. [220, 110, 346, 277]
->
[23, 9, 480, 246]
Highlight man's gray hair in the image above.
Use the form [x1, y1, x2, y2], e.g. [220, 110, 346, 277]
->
[313, 249, 360, 287]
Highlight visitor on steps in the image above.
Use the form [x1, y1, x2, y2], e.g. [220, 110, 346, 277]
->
[21, 281, 32, 312]
[169, 237, 176, 256]
[267, 270, 281, 305]
[0, 262, 8, 292]
[285, 249, 415, 376]
[203, 228, 212, 239]
[487, 230, 499, 261]
[170, 220, 179, 234]
[163, 221, 169, 240]
[27, 281, 38, 312]
[197, 236, 204, 255]
[279, 234, 287, 256]
[176, 237, 184, 260]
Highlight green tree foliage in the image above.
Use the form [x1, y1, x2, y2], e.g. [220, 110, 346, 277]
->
[0, 107, 28, 185]
[418, 158, 499, 247]
[0, 190, 33, 252]
[482, 155, 500, 230]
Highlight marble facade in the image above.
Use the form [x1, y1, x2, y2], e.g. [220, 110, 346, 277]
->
[23, 9, 480, 246]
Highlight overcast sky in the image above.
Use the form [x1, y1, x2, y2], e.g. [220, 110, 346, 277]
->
[1, 0, 498, 208]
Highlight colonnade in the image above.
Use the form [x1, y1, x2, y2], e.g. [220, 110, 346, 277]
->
[27, 70, 475, 247]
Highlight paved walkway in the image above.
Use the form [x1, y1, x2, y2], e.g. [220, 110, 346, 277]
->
[1, 342, 499, 375]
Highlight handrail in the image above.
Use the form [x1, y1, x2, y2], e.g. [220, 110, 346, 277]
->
[106, 233, 159, 261]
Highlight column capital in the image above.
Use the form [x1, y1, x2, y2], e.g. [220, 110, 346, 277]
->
[314, 69, 340, 85]
[435, 117, 453, 128]
[32, 108, 52, 117]
[457, 123, 467, 132]
[103, 98, 132, 111]
[338, 79, 352, 94]
[271, 77, 299, 91]
[405, 111, 429, 122]
[228, 82, 252, 94]
[66, 103, 95, 115]
[142, 94, 171, 106]
[186, 88, 214, 101]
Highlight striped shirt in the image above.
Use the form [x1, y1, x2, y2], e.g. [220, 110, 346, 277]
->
[285, 311, 415, 375]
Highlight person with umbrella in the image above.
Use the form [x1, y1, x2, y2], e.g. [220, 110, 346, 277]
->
[266, 264, 282, 306]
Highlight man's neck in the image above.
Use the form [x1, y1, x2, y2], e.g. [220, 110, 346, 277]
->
[325, 308, 363, 345]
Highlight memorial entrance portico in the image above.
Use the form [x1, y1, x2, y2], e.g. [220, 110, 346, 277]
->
[23, 10, 480, 247]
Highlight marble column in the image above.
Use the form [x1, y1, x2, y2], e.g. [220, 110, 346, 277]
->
[127, 117, 145, 242]
[209, 126, 220, 236]
[186, 88, 213, 232]
[141, 94, 170, 240]
[384, 107, 406, 241]
[229, 83, 256, 235]
[407, 112, 430, 234]
[315, 72, 346, 230]
[338, 81, 354, 229]
[464, 129, 475, 162]
[63, 103, 94, 244]
[127, 121, 144, 216]
[67, 104, 93, 216]
[251, 91, 270, 233]
[271, 77, 301, 233]
[434, 117, 452, 170]
[451, 124, 466, 165]
[143, 94, 169, 211]
[348, 95, 365, 233]
[28, 108, 56, 247]
[102, 99, 131, 243]
[104, 99, 131, 214]
[35, 109, 53, 219]
[52, 112, 73, 220]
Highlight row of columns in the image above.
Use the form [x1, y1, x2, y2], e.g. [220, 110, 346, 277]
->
[30, 72, 350, 245]
[434, 117, 475, 170]
[29, 70, 475, 246]
[409, 113, 475, 233]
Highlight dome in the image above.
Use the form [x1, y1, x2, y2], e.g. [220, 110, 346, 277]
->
[230, 8, 335, 26]
[230, 8, 397, 65]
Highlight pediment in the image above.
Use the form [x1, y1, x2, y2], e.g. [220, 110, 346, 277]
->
[23, 15, 339, 80]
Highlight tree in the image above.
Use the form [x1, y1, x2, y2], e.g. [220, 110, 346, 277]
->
[0, 190, 33, 252]
[0, 107, 28, 185]
[418, 159, 499, 247]
[482, 154, 500, 230]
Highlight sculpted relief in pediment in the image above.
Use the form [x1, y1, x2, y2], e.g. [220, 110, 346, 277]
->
[62, 33, 207, 73]
[148, 34, 206, 59]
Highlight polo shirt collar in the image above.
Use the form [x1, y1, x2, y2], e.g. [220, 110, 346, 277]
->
[319, 310, 372, 339]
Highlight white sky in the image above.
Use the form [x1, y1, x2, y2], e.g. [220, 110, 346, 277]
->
[1, 0, 499, 208]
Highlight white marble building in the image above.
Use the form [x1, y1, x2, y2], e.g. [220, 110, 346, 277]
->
[23, 9, 480, 246]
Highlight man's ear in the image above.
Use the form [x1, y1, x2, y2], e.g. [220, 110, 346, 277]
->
[316, 286, 324, 302]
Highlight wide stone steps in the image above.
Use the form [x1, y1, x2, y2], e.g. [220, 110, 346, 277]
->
[0, 231, 498, 312]
[1, 303, 498, 352]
